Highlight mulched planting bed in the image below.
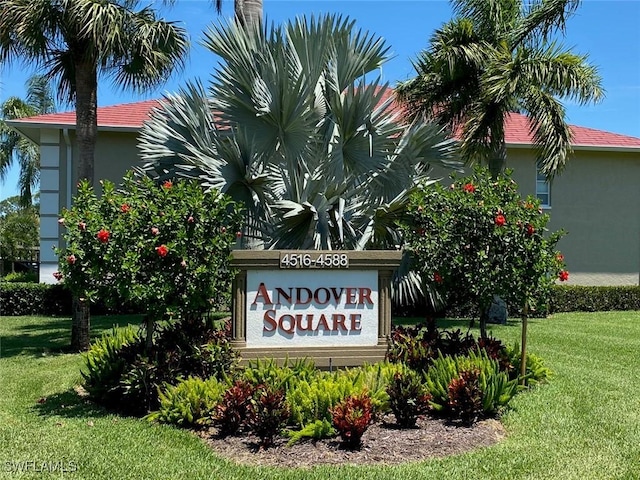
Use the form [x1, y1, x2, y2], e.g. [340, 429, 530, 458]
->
[197, 414, 506, 468]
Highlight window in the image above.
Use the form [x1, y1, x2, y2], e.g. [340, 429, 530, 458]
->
[536, 168, 551, 207]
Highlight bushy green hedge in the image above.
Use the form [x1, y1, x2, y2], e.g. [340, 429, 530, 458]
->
[394, 285, 640, 319]
[0, 282, 141, 316]
[0, 282, 71, 316]
[549, 285, 640, 313]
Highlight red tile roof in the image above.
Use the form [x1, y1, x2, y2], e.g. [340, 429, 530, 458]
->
[10, 97, 640, 150]
[11, 99, 162, 129]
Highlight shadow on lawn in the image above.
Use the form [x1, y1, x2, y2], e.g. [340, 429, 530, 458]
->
[0, 314, 144, 359]
[32, 388, 112, 420]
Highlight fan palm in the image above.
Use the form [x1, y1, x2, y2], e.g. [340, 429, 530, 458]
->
[140, 15, 458, 249]
[0, 75, 55, 207]
[139, 15, 460, 304]
[396, 0, 604, 179]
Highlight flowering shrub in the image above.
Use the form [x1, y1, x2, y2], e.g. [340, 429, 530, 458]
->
[402, 167, 567, 337]
[56, 172, 242, 347]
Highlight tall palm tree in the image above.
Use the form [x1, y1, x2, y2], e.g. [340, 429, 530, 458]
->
[213, 0, 262, 31]
[0, 0, 189, 187]
[396, 0, 604, 179]
[0, 0, 188, 351]
[138, 15, 460, 303]
[0, 75, 55, 207]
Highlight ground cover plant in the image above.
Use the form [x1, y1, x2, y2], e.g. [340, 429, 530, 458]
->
[2, 311, 639, 478]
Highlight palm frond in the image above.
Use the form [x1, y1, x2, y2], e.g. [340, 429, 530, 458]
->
[522, 88, 572, 179]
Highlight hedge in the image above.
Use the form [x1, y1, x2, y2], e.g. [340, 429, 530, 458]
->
[0, 283, 139, 317]
[1, 283, 72, 316]
[393, 285, 640, 319]
[549, 285, 640, 313]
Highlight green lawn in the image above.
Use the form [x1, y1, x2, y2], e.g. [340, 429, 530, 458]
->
[1, 312, 639, 479]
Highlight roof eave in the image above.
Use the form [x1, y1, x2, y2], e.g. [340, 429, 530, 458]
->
[5, 120, 140, 145]
[506, 142, 640, 153]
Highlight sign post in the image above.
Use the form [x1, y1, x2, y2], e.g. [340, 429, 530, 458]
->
[230, 250, 402, 367]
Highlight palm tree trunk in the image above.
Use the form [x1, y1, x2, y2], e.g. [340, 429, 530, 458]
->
[75, 59, 98, 184]
[71, 296, 90, 351]
[488, 140, 507, 179]
[235, 0, 263, 31]
[70, 57, 98, 351]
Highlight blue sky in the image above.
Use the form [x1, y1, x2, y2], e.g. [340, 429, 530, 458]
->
[1, 0, 639, 200]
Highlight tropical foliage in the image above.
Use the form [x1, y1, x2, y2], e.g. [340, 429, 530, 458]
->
[396, 0, 603, 178]
[139, 14, 459, 253]
[0, 75, 55, 206]
[0, 195, 39, 266]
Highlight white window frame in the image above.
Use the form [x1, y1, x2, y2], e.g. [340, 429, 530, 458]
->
[536, 168, 551, 208]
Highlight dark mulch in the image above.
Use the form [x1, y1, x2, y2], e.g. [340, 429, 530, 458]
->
[197, 414, 505, 468]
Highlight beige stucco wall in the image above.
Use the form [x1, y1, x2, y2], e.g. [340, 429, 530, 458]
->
[429, 147, 640, 285]
[68, 130, 141, 189]
[508, 148, 640, 286]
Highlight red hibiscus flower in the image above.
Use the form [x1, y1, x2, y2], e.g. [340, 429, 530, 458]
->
[526, 224, 535, 236]
[559, 270, 569, 282]
[462, 183, 476, 193]
[97, 229, 110, 243]
[433, 272, 443, 283]
[67, 254, 76, 265]
[495, 214, 506, 226]
[120, 204, 131, 213]
[53, 271, 63, 281]
[162, 180, 173, 189]
[156, 244, 169, 257]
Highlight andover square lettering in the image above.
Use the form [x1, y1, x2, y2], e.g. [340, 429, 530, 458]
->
[251, 283, 374, 335]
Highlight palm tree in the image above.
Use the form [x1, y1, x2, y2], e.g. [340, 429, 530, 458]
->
[0, 0, 188, 188]
[213, 0, 263, 31]
[0, 75, 55, 207]
[0, 0, 188, 351]
[138, 15, 460, 304]
[396, 0, 604, 179]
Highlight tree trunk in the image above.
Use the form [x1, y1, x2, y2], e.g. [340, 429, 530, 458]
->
[488, 140, 507, 179]
[71, 296, 90, 351]
[145, 315, 155, 352]
[70, 57, 98, 350]
[75, 58, 98, 184]
[479, 307, 488, 339]
[520, 304, 529, 386]
[235, 0, 263, 31]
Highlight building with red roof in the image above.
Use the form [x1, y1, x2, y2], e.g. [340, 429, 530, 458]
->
[7, 96, 640, 286]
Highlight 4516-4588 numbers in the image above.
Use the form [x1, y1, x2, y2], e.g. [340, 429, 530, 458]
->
[279, 253, 349, 269]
